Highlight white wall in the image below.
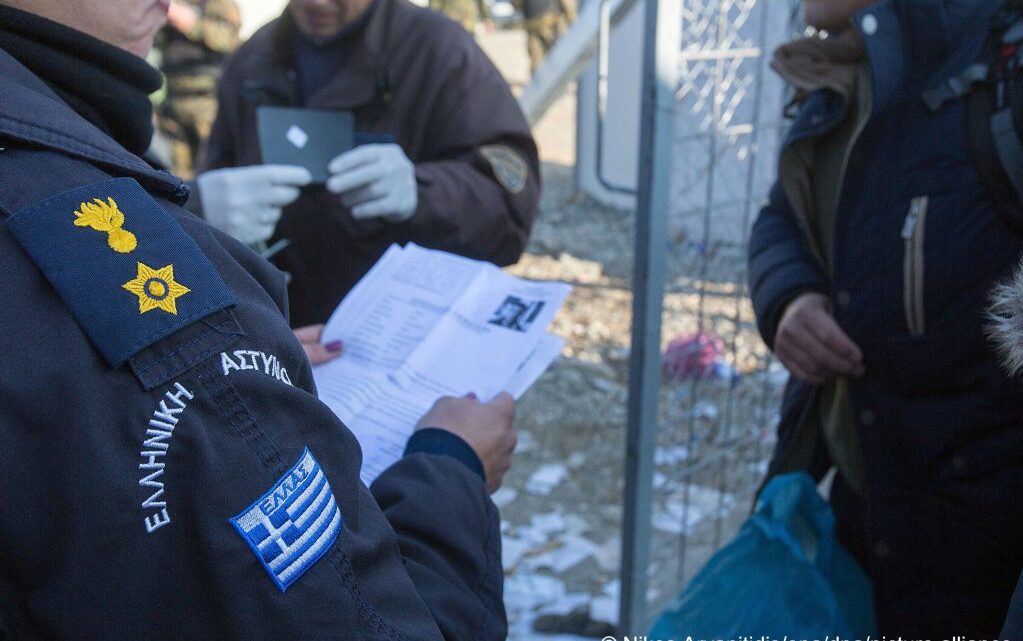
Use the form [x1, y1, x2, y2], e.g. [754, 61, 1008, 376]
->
[575, 0, 644, 210]
[235, 0, 289, 38]
[575, 0, 798, 247]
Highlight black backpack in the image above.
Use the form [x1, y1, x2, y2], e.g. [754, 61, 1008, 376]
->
[923, 0, 1023, 229]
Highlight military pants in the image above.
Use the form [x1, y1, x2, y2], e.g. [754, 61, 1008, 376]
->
[525, 13, 564, 73]
[156, 90, 218, 180]
[429, 0, 480, 32]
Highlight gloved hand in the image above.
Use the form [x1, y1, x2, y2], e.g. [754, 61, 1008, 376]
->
[197, 165, 313, 245]
[326, 144, 418, 223]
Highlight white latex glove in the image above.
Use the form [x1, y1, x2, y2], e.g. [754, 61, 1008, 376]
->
[197, 165, 313, 245]
[326, 144, 418, 223]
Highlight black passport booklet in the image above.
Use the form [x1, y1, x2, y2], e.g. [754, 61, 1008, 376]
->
[256, 106, 355, 184]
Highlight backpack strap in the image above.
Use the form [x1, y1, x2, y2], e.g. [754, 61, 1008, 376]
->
[947, 0, 1023, 230]
[922, 63, 988, 112]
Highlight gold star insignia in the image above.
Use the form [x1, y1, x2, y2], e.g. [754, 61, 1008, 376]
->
[122, 262, 190, 315]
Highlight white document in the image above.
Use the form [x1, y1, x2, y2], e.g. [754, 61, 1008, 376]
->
[313, 244, 571, 485]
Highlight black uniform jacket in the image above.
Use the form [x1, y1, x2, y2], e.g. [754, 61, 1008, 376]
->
[0, 48, 505, 640]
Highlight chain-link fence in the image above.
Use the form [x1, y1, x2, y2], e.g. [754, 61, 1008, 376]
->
[633, 0, 802, 624]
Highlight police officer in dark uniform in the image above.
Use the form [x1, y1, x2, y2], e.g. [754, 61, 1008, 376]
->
[196, 0, 540, 328]
[0, 1, 516, 638]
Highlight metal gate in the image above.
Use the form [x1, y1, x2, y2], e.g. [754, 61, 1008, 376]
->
[620, 0, 801, 631]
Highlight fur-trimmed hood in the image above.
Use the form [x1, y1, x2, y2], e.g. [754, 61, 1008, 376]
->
[988, 258, 1023, 375]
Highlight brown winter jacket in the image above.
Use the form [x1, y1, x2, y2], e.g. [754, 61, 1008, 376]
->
[199, 0, 540, 326]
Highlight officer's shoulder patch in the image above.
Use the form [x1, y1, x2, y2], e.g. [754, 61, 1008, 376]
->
[480, 144, 529, 194]
[6, 177, 236, 367]
[230, 448, 343, 592]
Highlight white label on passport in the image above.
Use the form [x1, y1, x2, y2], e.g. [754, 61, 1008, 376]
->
[286, 125, 309, 150]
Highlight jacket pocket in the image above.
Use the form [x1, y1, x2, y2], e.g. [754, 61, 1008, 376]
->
[901, 196, 929, 337]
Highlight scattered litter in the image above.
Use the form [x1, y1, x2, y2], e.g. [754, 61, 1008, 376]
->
[502, 537, 531, 570]
[516, 430, 538, 453]
[662, 332, 725, 381]
[692, 400, 719, 420]
[590, 377, 621, 394]
[652, 486, 736, 535]
[492, 487, 519, 508]
[561, 514, 590, 536]
[524, 536, 596, 573]
[604, 580, 620, 596]
[766, 360, 791, 385]
[530, 512, 568, 534]
[589, 596, 619, 625]
[505, 573, 567, 609]
[526, 464, 569, 496]
[592, 537, 621, 572]
[654, 445, 690, 466]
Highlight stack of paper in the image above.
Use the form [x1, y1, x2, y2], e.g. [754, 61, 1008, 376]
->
[314, 243, 571, 484]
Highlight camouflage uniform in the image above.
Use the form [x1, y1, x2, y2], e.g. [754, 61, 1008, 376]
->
[429, 0, 489, 33]
[154, 0, 241, 179]
[519, 0, 575, 72]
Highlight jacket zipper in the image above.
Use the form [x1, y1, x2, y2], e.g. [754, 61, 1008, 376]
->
[901, 196, 929, 337]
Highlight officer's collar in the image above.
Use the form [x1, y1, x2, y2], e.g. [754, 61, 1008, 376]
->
[0, 5, 163, 156]
[858, 0, 1004, 114]
[0, 48, 186, 202]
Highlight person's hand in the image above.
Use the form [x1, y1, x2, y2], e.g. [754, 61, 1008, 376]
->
[294, 324, 343, 366]
[416, 393, 516, 493]
[197, 165, 312, 245]
[167, 0, 200, 34]
[326, 144, 418, 223]
[774, 292, 865, 385]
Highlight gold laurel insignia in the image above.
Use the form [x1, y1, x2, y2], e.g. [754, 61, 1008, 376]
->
[74, 197, 138, 253]
[122, 262, 191, 315]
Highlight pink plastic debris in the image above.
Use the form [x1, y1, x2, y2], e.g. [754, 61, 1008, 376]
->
[662, 332, 725, 381]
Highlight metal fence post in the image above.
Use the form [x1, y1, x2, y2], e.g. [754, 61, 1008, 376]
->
[619, 0, 681, 632]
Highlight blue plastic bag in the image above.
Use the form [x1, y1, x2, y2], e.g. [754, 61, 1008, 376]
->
[648, 473, 876, 638]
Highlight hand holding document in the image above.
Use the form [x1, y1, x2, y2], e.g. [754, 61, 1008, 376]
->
[313, 244, 571, 484]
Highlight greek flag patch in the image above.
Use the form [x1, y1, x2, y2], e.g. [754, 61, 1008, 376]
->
[230, 449, 343, 592]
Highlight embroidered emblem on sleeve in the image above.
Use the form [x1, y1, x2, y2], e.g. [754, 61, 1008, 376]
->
[73, 196, 138, 253]
[122, 262, 191, 315]
[480, 144, 529, 194]
[229, 449, 343, 592]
